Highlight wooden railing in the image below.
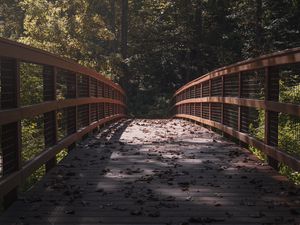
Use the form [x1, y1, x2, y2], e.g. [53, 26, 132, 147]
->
[0, 38, 126, 208]
[172, 48, 300, 172]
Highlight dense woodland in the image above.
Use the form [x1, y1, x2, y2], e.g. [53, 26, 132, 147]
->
[1, 0, 300, 116]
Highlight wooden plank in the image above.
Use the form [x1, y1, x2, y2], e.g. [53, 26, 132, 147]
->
[0, 119, 298, 225]
[175, 114, 300, 171]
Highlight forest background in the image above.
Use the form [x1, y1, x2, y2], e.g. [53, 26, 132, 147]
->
[1, 0, 299, 117]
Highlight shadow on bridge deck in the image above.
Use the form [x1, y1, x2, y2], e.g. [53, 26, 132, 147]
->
[0, 119, 299, 225]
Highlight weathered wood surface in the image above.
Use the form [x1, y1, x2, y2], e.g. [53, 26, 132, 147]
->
[0, 119, 299, 225]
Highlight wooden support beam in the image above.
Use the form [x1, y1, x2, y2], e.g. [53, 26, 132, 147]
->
[1, 59, 21, 209]
[43, 66, 57, 173]
[174, 97, 300, 117]
[264, 67, 279, 170]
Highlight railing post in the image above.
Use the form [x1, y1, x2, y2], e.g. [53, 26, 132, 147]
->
[193, 85, 196, 98]
[237, 72, 247, 147]
[265, 67, 279, 170]
[209, 103, 211, 121]
[209, 79, 212, 97]
[67, 73, 77, 152]
[1, 59, 21, 209]
[88, 77, 91, 126]
[208, 81, 211, 121]
[238, 72, 242, 132]
[43, 66, 57, 173]
[221, 76, 224, 135]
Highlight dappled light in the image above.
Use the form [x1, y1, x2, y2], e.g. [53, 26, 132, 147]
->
[0, 1, 300, 224]
[1, 119, 299, 224]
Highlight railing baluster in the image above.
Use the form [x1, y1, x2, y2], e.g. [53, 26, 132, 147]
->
[265, 67, 279, 170]
[1, 59, 21, 209]
[43, 66, 57, 172]
[67, 73, 78, 152]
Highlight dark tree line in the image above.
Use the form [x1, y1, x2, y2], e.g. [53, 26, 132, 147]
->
[0, 0, 299, 117]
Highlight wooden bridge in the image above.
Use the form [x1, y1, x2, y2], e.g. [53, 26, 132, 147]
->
[0, 38, 299, 224]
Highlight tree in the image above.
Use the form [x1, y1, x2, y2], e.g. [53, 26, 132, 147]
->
[110, 0, 117, 52]
[1, 0, 300, 117]
[0, 0, 24, 39]
[121, 0, 128, 59]
[18, 0, 118, 74]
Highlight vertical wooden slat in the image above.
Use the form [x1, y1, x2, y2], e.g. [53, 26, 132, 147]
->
[67, 73, 78, 152]
[193, 86, 196, 98]
[1, 59, 21, 209]
[88, 77, 91, 126]
[238, 73, 241, 132]
[43, 66, 57, 173]
[237, 72, 246, 146]
[95, 79, 98, 98]
[209, 80, 212, 121]
[238, 72, 242, 132]
[44, 111, 57, 171]
[265, 67, 279, 170]
[221, 76, 224, 125]
[209, 103, 211, 120]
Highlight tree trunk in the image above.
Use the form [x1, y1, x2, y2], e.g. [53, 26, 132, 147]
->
[121, 0, 128, 58]
[255, 0, 263, 56]
[194, 0, 203, 75]
[110, 0, 116, 52]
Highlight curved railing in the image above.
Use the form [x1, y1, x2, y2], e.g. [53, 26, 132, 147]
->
[172, 48, 300, 172]
[0, 38, 126, 208]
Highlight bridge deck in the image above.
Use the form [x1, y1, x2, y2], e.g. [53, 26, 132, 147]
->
[1, 119, 299, 225]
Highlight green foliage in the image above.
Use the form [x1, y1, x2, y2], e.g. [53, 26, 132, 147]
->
[278, 116, 300, 158]
[57, 148, 68, 163]
[247, 77, 300, 184]
[280, 80, 300, 104]
[277, 83, 300, 184]
[0, 0, 24, 39]
[278, 79, 300, 159]
[248, 110, 265, 141]
[21, 165, 45, 192]
[18, 0, 120, 73]
[20, 63, 43, 106]
[21, 117, 45, 192]
[21, 117, 44, 163]
[2, 0, 300, 116]
[248, 109, 267, 161]
[19, 62, 45, 191]
[280, 164, 300, 185]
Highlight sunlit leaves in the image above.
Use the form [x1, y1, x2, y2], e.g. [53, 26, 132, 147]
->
[18, 0, 118, 72]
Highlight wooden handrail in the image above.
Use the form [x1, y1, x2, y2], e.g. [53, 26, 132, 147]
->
[172, 48, 300, 172]
[0, 98, 125, 125]
[175, 47, 300, 96]
[0, 37, 125, 95]
[174, 97, 300, 117]
[0, 38, 127, 209]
